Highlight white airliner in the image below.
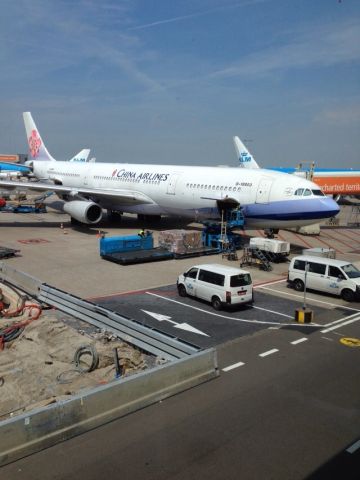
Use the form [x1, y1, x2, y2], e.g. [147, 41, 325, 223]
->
[0, 112, 339, 229]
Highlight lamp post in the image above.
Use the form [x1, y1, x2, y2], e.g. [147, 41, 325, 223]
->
[303, 262, 309, 310]
[295, 261, 313, 323]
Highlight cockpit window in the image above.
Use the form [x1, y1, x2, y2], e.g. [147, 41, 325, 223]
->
[295, 188, 322, 197]
[312, 189, 325, 196]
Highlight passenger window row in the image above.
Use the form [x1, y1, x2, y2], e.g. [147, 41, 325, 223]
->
[186, 184, 241, 192]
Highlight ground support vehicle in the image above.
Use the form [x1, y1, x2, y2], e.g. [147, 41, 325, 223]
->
[177, 263, 253, 310]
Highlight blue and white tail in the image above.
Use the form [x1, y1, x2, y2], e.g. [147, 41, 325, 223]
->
[23, 112, 56, 162]
[69, 149, 91, 162]
[233, 136, 259, 169]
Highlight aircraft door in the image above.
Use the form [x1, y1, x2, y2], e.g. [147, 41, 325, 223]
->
[167, 173, 181, 195]
[255, 177, 273, 204]
[83, 164, 92, 186]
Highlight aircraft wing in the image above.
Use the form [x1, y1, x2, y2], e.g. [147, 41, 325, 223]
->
[0, 179, 154, 205]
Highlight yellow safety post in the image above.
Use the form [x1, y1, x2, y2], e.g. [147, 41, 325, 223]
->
[295, 307, 313, 323]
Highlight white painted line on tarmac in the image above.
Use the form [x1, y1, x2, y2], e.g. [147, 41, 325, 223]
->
[141, 310, 209, 336]
[254, 278, 287, 288]
[252, 305, 293, 319]
[222, 362, 245, 372]
[323, 311, 360, 328]
[291, 338, 308, 345]
[257, 287, 360, 313]
[146, 292, 319, 327]
[259, 349, 279, 357]
[346, 439, 360, 454]
[321, 316, 360, 333]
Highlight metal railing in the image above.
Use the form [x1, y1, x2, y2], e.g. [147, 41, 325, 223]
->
[0, 262, 200, 361]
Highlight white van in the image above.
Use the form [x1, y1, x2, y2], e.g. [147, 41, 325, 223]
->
[177, 263, 253, 310]
[288, 255, 360, 302]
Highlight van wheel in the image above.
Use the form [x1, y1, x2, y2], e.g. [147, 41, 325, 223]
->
[177, 284, 187, 297]
[341, 289, 354, 302]
[211, 297, 222, 311]
[293, 279, 304, 292]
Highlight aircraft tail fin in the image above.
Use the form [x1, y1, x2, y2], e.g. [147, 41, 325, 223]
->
[23, 112, 56, 162]
[233, 136, 260, 169]
[69, 149, 91, 162]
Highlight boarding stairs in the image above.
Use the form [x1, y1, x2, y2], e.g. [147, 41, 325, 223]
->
[240, 246, 273, 271]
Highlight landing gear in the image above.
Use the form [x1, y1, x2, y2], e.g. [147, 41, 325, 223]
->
[264, 228, 279, 239]
[137, 214, 162, 224]
[107, 210, 122, 223]
[70, 217, 82, 226]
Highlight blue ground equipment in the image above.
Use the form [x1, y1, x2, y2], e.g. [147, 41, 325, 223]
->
[202, 208, 245, 252]
[100, 232, 174, 265]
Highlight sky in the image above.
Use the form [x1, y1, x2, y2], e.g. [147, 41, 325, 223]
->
[0, 0, 359, 168]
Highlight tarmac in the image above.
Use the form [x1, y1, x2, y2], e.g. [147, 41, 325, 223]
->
[1, 199, 360, 477]
[0, 199, 359, 299]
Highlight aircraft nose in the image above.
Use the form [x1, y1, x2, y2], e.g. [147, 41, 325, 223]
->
[319, 197, 340, 218]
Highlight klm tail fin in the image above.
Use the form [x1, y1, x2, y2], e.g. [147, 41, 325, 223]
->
[233, 136, 260, 169]
[23, 112, 56, 162]
[69, 149, 91, 162]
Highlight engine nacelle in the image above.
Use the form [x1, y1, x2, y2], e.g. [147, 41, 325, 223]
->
[63, 200, 103, 225]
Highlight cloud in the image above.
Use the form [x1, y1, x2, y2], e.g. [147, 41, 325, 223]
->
[0, 0, 162, 92]
[211, 18, 360, 78]
[314, 104, 360, 125]
[127, 0, 267, 31]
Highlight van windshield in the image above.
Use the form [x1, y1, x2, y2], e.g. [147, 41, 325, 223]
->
[230, 274, 252, 287]
[342, 263, 360, 279]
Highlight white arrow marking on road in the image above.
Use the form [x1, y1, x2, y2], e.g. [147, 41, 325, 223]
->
[141, 310, 209, 337]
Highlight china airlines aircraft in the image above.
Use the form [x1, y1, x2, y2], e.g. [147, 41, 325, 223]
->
[0, 113, 339, 230]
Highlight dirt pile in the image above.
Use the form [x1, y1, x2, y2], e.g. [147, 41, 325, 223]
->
[0, 307, 150, 420]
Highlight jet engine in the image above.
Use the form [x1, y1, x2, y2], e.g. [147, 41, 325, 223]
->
[63, 200, 103, 224]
